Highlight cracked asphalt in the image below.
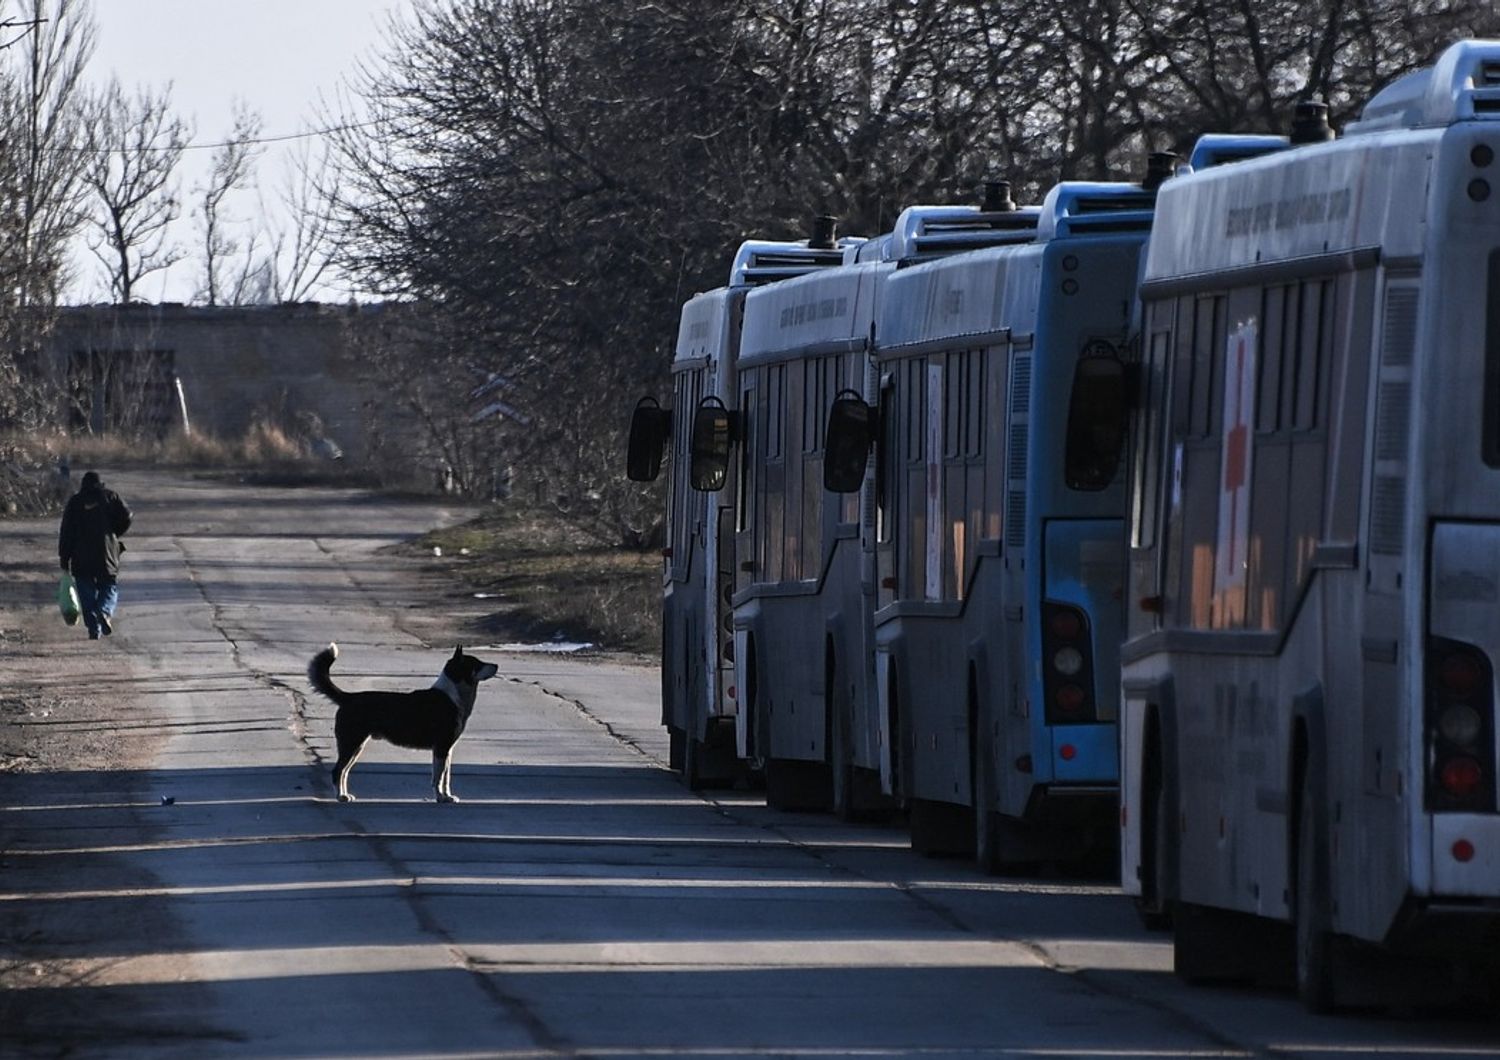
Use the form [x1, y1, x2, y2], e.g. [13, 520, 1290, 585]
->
[2, 471, 1495, 1058]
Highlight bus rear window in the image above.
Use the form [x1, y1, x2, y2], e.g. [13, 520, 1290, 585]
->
[1064, 354, 1128, 491]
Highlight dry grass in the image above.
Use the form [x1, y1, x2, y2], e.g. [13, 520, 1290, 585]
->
[0, 425, 373, 512]
[28, 423, 323, 470]
[419, 507, 662, 655]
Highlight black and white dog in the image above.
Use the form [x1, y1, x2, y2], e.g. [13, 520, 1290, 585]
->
[308, 643, 499, 802]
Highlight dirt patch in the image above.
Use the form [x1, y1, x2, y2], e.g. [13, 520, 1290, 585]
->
[0, 520, 174, 1055]
[0, 534, 150, 776]
[412, 506, 661, 654]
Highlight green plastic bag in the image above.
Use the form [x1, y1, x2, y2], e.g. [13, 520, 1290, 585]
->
[58, 573, 80, 626]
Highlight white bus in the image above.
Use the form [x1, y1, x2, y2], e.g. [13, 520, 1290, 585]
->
[726, 192, 1039, 814]
[1120, 41, 1500, 1009]
[627, 230, 848, 787]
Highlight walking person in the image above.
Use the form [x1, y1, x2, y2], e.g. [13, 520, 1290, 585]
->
[58, 471, 132, 641]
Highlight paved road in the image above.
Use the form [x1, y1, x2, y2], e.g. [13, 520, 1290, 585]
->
[1, 472, 1495, 1057]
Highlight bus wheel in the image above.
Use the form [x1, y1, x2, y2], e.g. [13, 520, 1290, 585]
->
[766, 757, 831, 811]
[1173, 902, 1262, 984]
[910, 798, 974, 857]
[1136, 769, 1173, 930]
[829, 737, 855, 819]
[973, 786, 1003, 874]
[683, 720, 736, 791]
[969, 676, 1002, 873]
[1295, 785, 1337, 1011]
[827, 647, 856, 820]
[682, 730, 705, 791]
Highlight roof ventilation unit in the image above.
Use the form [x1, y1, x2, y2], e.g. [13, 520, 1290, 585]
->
[728, 217, 855, 287]
[888, 183, 1040, 261]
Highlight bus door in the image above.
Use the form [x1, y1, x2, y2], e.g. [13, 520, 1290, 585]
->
[1127, 313, 1175, 638]
[1120, 306, 1178, 895]
[872, 371, 899, 794]
[716, 506, 737, 720]
[874, 372, 897, 609]
[733, 375, 758, 759]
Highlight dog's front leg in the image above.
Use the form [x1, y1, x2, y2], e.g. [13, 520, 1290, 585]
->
[433, 748, 458, 802]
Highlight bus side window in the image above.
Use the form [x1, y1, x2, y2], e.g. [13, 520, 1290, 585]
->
[903, 358, 926, 598]
[768, 365, 784, 459]
[1293, 279, 1330, 431]
[673, 372, 704, 569]
[877, 381, 895, 543]
[1131, 329, 1171, 549]
[766, 364, 786, 583]
[1257, 285, 1288, 432]
[735, 384, 755, 534]
[966, 350, 983, 458]
[1188, 297, 1217, 438]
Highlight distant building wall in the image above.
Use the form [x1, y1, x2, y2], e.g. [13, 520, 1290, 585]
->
[44, 302, 426, 468]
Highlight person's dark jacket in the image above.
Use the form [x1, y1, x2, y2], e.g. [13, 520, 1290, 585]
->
[59, 478, 132, 578]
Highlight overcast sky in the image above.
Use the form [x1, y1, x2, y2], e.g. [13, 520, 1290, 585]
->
[74, 1, 414, 303]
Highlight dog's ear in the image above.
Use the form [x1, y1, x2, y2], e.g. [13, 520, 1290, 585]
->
[452, 645, 463, 660]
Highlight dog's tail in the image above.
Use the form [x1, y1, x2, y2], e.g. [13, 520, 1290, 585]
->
[308, 643, 349, 706]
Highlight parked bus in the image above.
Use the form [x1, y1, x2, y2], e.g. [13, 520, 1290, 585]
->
[627, 228, 848, 787]
[826, 160, 1178, 868]
[722, 191, 1039, 813]
[1119, 41, 1500, 1009]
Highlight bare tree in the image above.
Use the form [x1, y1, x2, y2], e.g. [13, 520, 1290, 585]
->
[195, 100, 261, 305]
[81, 77, 191, 303]
[321, 0, 1500, 535]
[7, 0, 94, 303]
[262, 130, 341, 302]
[0, 0, 96, 433]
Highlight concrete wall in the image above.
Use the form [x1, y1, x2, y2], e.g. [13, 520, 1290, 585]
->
[45, 302, 425, 466]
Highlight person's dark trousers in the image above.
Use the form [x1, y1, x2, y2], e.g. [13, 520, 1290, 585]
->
[73, 575, 119, 639]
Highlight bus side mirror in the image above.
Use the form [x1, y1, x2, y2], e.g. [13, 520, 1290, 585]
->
[1064, 354, 1128, 491]
[824, 390, 874, 493]
[689, 397, 735, 491]
[626, 396, 671, 482]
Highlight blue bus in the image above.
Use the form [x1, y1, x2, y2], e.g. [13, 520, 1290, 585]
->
[827, 159, 1174, 868]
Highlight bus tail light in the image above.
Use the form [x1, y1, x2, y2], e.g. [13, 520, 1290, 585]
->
[1042, 601, 1095, 725]
[1440, 756, 1484, 798]
[1425, 637, 1498, 813]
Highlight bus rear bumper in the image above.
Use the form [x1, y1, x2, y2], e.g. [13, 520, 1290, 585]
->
[1388, 897, 1500, 962]
[1020, 784, 1117, 861]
